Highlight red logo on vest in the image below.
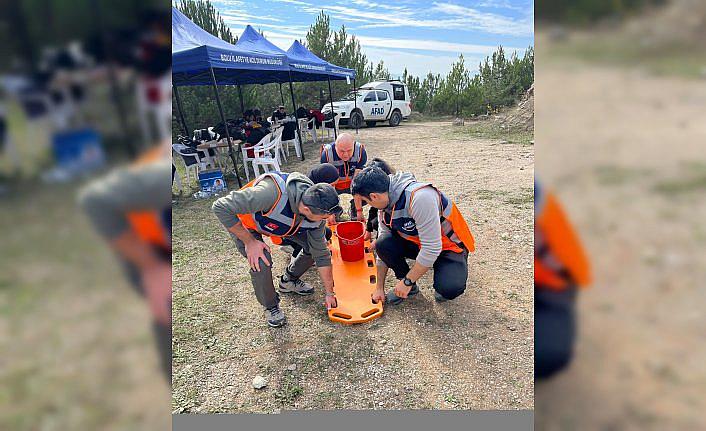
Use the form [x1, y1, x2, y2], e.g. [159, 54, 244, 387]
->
[265, 222, 279, 231]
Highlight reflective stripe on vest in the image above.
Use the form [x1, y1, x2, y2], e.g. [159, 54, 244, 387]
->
[534, 182, 591, 290]
[237, 172, 321, 243]
[381, 182, 475, 253]
[321, 141, 365, 190]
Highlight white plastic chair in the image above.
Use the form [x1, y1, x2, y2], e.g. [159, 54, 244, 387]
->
[241, 133, 271, 181]
[271, 126, 286, 164]
[172, 144, 207, 185]
[300, 117, 317, 143]
[320, 113, 340, 140]
[280, 124, 299, 159]
[252, 135, 282, 175]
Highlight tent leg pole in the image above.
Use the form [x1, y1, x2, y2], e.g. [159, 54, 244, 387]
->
[279, 83, 285, 107]
[237, 84, 245, 116]
[173, 85, 189, 136]
[327, 77, 337, 140]
[353, 78, 358, 135]
[211, 68, 241, 188]
[288, 72, 305, 161]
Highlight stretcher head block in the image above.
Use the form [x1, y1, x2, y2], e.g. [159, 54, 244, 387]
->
[327, 225, 384, 324]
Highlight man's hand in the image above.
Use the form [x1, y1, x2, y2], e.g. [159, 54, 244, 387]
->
[141, 262, 172, 326]
[371, 287, 385, 304]
[244, 239, 271, 271]
[327, 214, 337, 226]
[369, 240, 376, 251]
[364, 230, 372, 241]
[324, 293, 338, 310]
[393, 279, 412, 299]
[356, 209, 365, 223]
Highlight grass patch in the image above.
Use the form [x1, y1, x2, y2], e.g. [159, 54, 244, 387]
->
[476, 189, 510, 200]
[274, 373, 303, 406]
[504, 187, 534, 206]
[594, 165, 653, 186]
[449, 121, 533, 145]
[545, 32, 706, 79]
[653, 162, 706, 195]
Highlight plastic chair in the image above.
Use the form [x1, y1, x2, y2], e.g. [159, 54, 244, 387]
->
[172, 144, 206, 185]
[271, 126, 286, 164]
[252, 135, 282, 175]
[241, 133, 271, 181]
[321, 113, 340, 140]
[300, 117, 317, 143]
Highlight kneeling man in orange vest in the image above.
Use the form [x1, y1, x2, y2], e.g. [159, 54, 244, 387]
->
[351, 167, 475, 305]
[212, 172, 341, 327]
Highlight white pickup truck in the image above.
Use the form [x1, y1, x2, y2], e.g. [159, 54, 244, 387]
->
[321, 80, 412, 128]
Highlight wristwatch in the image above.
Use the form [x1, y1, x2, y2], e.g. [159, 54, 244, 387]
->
[325, 292, 336, 297]
[403, 277, 414, 287]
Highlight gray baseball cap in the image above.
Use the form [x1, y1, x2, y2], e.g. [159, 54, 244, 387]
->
[301, 183, 342, 215]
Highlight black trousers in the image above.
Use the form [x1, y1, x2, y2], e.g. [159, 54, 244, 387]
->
[535, 286, 577, 379]
[375, 232, 469, 300]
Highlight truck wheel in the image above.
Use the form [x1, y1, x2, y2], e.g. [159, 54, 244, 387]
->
[389, 110, 402, 127]
[365, 121, 376, 128]
[350, 111, 364, 129]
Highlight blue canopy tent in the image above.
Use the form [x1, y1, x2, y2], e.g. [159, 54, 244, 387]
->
[172, 8, 289, 86]
[286, 40, 358, 138]
[172, 7, 358, 174]
[232, 30, 357, 139]
[172, 8, 294, 184]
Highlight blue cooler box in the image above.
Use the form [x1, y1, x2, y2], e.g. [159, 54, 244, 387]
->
[198, 169, 227, 193]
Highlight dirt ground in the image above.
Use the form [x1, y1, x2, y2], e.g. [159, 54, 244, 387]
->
[0, 182, 171, 431]
[535, 32, 706, 430]
[171, 120, 534, 412]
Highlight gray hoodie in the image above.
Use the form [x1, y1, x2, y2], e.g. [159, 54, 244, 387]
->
[212, 172, 331, 267]
[378, 172, 443, 267]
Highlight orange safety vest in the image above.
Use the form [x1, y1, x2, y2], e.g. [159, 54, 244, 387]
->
[320, 141, 366, 191]
[126, 144, 171, 251]
[236, 172, 322, 245]
[381, 182, 475, 254]
[535, 182, 591, 291]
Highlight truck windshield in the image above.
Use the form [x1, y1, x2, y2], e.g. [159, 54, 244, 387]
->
[340, 91, 363, 101]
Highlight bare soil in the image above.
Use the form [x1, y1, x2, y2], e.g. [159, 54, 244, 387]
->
[171, 120, 534, 412]
[535, 31, 706, 430]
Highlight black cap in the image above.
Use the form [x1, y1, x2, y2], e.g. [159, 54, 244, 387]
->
[308, 163, 340, 185]
[301, 183, 341, 215]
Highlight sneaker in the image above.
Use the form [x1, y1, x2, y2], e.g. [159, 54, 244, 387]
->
[385, 283, 419, 305]
[265, 306, 287, 327]
[434, 291, 449, 303]
[279, 275, 315, 295]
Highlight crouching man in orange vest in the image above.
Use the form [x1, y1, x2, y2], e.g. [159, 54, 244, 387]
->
[351, 167, 475, 305]
[535, 181, 591, 379]
[212, 172, 341, 327]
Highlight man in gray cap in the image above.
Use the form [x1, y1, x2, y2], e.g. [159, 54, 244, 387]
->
[212, 171, 341, 327]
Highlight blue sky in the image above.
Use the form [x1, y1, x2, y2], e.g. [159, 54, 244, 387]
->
[211, 0, 534, 78]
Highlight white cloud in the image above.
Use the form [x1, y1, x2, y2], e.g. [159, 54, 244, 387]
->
[283, 1, 532, 36]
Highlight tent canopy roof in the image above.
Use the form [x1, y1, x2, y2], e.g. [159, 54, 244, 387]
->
[172, 7, 355, 86]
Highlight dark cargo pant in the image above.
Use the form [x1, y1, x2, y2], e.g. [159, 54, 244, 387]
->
[375, 231, 469, 300]
[535, 286, 577, 379]
[231, 230, 315, 310]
